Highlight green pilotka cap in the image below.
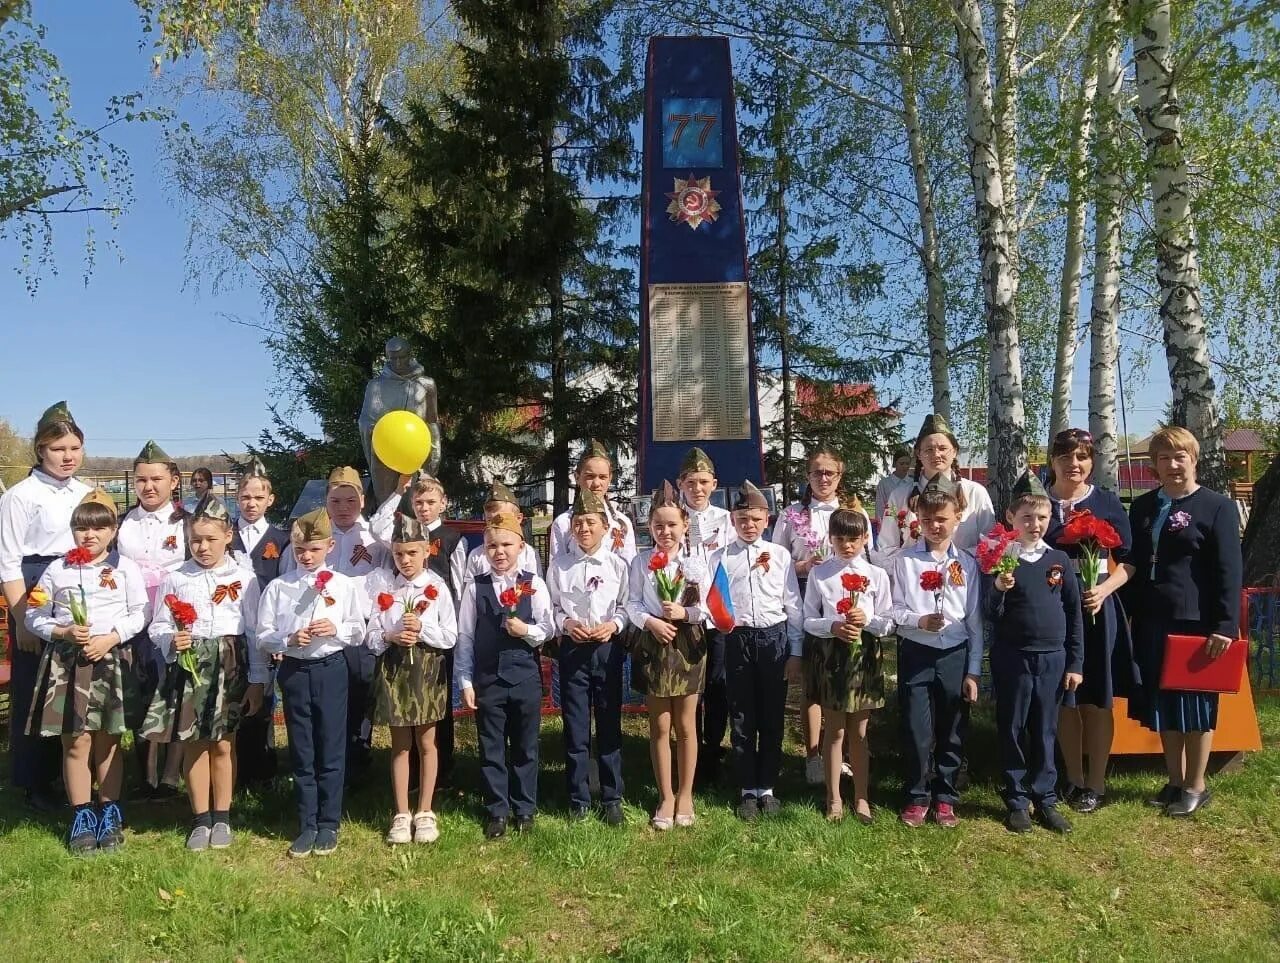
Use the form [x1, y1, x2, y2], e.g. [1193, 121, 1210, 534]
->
[292, 506, 332, 542]
[572, 487, 607, 518]
[37, 401, 77, 433]
[679, 446, 715, 477]
[485, 480, 518, 506]
[916, 413, 953, 443]
[136, 440, 170, 465]
[1011, 470, 1048, 499]
[922, 472, 959, 497]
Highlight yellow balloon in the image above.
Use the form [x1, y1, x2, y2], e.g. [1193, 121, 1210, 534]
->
[372, 411, 433, 474]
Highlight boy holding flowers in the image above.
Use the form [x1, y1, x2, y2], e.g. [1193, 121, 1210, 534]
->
[982, 473, 1083, 834]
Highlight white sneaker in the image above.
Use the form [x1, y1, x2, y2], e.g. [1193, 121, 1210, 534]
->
[805, 755, 823, 785]
[386, 812, 412, 845]
[413, 810, 439, 844]
[841, 761, 854, 779]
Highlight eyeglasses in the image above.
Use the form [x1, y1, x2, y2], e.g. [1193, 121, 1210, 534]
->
[809, 469, 840, 478]
[1054, 429, 1093, 444]
[919, 445, 953, 455]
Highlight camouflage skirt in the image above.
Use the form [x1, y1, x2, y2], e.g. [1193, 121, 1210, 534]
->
[27, 640, 138, 737]
[632, 622, 707, 698]
[371, 645, 449, 728]
[806, 632, 888, 714]
[140, 635, 249, 743]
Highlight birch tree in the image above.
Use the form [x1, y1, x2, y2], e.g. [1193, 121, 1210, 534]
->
[952, 0, 1026, 510]
[1087, 0, 1123, 489]
[1131, 0, 1227, 490]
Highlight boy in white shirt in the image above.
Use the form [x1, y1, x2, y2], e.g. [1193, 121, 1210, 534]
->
[463, 480, 542, 583]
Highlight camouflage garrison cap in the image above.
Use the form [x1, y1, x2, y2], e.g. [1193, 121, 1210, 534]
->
[485, 480, 518, 506]
[572, 487, 607, 518]
[679, 447, 715, 477]
[392, 511, 428, 543]
[37, 401, 77, 433]
[922, 472, 959, 498]
[190, 494, 231, 524]
[240, 456, 269, 480]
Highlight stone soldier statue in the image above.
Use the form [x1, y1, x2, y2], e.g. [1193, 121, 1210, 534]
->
[358, 336, 443, 505]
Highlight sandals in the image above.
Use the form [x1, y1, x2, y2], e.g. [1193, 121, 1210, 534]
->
[650, 813, 674, 831]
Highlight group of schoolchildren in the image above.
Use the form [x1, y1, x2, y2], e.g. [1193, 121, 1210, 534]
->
[4, 402, 1094, 859]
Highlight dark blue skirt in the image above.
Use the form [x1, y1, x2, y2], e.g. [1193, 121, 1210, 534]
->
[1128, 618, 1218, 733]
[1062, 585, 1138, 709]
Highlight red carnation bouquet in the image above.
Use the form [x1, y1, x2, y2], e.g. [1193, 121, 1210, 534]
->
[837, 570, 871, 650]
[920, 569, 945, 614]
[64, 547, 93, 626]
[1058, 509, 1122, 623]
[648, 549, 684, 603]
[975, 525, 1020, 577]
[164, 593, 200, 682]
[499, 581, 536, 617]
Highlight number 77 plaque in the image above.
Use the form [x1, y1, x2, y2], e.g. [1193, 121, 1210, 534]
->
[638, 36, 765, 493]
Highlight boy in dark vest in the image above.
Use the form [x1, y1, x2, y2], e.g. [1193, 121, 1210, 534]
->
[456, 513, 554, 839]
[231, 457, 291, 786]
[984, 472, 1083, 834]
[372, 472, 466, 784]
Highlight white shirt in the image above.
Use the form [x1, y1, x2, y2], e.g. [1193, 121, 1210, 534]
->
[117, 504, 188, 598]
[0, 469, 92, 582]
[626, 546, 708, 631]
[803, 555, 894, 638]
[548, 505, 637, 565]
[889, 540, 985, 675]
[874, 472, 910, 520]
[237, 517, 269, 556]
[683, 501, 734, 555]
[464, 541, 542, 583]
[455, 571, 554, 691]
[710, 538, 803, 654]
[873, 476, 996, 564]
[256, 565, 366, 661]
[546, 541, 630, 636]
[148, 557, 265, 681]
[26, 553, 148, 644]
[364, 568, 458, 656]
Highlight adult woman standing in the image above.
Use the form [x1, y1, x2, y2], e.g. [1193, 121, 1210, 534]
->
[874, 414, 995, 562]
[0, 402, 91, 811]
[1122, 427, 1242, 817]
[1044, 428, 1136, 813]
[183, 466, 213, 512]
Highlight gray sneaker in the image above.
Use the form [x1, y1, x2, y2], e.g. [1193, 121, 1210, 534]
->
[209, 822, 233, 849]
[186, 825, 212, 852]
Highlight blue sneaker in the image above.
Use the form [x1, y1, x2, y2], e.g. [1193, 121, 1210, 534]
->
[96, 802, 125, 852]
[68, 807, 99, 856]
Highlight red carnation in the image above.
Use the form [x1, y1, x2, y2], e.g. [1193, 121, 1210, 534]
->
[499, 586, 520, 615]
[376, 592, 395, 613]
[65, 547, 93, 566]
[164, 593, 197, 630]
[842, 572, 870, 594]
[920, 570, 944, 593]
[314, 570, 334, 590]
[648, 550, 669, 573]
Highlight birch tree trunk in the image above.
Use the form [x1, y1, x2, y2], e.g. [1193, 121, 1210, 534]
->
[1132, 0, 1228, 491]
[1088, 0, 1123, 490]
[993, 0, 1020, 272]
[953, 0, 1026, 512]
[884, 0, 951, 421]
[1049, 45, 1098, 443]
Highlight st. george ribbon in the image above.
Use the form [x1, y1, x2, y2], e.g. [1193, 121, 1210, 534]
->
[638, 36, 765, 492]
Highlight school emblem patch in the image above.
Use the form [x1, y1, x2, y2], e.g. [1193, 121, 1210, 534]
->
[665, 174, 721, 230]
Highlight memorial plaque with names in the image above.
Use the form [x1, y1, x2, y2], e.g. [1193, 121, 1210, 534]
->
[648, 281, 751, 441]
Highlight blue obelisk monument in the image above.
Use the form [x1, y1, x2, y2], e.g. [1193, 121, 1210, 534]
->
[637, 36, 765, 491]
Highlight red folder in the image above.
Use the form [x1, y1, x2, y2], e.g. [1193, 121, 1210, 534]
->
[1159, 634, 1248, 693]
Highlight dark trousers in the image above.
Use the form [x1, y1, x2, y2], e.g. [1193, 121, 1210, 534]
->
[475, 675, 541, 819]
[725, 623, 789, 793]
[558, 637, 625, 807]
[343, 645, 375, 763]
[437, 649, 455, 780]
[696, 630, 729, 775]
[898, 637, 970, 805]
[279, 651, 349, 833]
[992, 646, 1066, 810]
[235, 664, 278, 785]
[9, 556, 59, 794]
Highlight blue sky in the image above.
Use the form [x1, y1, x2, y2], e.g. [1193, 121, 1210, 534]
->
[1, 3, 1169, 462]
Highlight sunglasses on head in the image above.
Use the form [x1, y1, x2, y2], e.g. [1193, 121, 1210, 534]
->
[1054, 428, 1093, 445]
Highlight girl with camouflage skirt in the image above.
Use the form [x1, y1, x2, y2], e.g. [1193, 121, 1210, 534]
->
[140, 495, 265, 852]
[25, 489, 146, 855]
[626, 482, 708, 831]
[365, 507, 457, 846]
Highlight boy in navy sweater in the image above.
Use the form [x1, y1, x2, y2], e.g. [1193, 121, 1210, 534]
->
[984, 472, 1084, 834]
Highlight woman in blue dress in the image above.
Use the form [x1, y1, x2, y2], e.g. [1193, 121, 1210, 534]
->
[1044, 428, 1137, 813]
[1122, 426, 1242, 817]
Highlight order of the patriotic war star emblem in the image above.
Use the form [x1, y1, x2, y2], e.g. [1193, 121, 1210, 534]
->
[665, 174, 721, 230]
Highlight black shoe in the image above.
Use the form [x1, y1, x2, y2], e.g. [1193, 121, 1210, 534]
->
[1060, 783, 1081, 805]
[288, 829, 317, 859]
[759, 794, 782, 815]
[1070, 788, 1104, 814]
[26, 788, 61, 814]
[603, 802, 625, 827]
[1036, 804, 1072, 834]
[568, 806, 590, 823]
[68, 807, 99, 856]
[1165, 788, 1212, 818]
[96, 802, 125, 852]
[1005, 809, 1033, 834]
[484, 817, 507, 840]
[314, 828, 339, 855]
[736, 794, 759, 822]
[513, 814, 535, 834]
[140, 782, 183, 803]
[1146, 782, 1180, 808]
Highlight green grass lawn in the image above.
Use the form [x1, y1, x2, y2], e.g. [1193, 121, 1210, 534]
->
[1, 694, 1278, 962]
